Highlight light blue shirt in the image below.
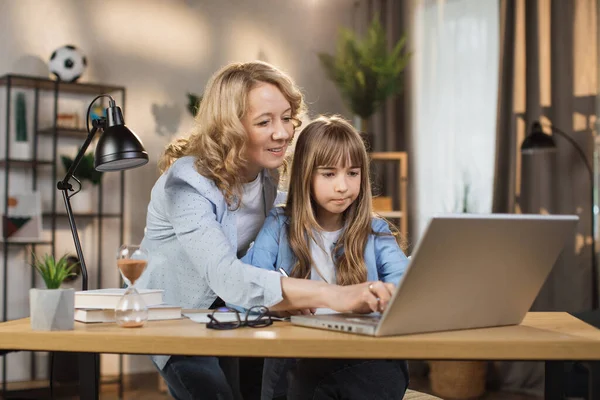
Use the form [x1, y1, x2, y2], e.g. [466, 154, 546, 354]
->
[242, 207, 409, 284]
[137, 156, 285, 369]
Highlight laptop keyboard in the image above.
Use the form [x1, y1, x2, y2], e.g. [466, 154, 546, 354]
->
[329, 313, 382, 326]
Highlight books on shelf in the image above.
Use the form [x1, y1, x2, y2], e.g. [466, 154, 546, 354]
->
[74, 288, 164, 309]
[75, 304, 181, 323]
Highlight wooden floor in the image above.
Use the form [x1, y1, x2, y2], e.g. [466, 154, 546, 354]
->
[92, 372, 543, 400]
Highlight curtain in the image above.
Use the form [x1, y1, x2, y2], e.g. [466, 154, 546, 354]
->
[412, 0, 500, 239]
[492, 0, 598, 394]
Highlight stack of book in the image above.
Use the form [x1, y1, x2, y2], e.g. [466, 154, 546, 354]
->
[74, 288, 181, 323]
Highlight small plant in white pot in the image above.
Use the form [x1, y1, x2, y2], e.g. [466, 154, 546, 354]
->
[29, 254, 78, 331]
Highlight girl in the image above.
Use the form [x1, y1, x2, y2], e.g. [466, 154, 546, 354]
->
[137, 62, 396, 400]
[242, 115, 410, 399]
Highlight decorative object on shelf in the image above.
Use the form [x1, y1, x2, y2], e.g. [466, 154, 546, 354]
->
[61, 152, 103, 186]
[57, 94, 148, 292]
[1, 191, 42, 242]
[29, 253, 78, 331]
[317, 14, 410, 149]
[49, 45, 87, 83]
[186, 92, 202, 117]
[89, 104, 104, 122]
[521, 121, 597, 310]
[60, 151, 103, 213]
[15, 93, 27, 142]
[11, 91, 31, 159]
[57, 112, 80, 129]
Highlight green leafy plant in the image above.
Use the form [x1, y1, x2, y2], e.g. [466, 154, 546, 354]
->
[187, 92, 203, 117]
[30, 254, 78, 289]
[453, 180, 475, 213]
[318, 14, 411, 120]
[60, 152, 103, 185]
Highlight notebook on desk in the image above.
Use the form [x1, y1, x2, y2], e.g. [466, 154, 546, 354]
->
[291, 214, 578, 336]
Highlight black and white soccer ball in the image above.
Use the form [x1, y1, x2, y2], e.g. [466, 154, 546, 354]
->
[49, 45, 87, 82]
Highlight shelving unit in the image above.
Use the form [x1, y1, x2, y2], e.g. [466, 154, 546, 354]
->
[370, 151, 408, 238]
[0, 74, 126, 398]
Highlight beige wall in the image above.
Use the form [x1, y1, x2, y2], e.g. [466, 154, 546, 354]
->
[0, 0, 357, 380]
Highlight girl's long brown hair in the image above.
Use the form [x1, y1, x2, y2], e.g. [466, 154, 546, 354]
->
[285, 115, 373, 285]
[158, 61, 305, 209]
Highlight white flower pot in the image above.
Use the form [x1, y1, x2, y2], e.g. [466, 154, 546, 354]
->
[70, 184, 98, 214]
[29, 288, 75, 331]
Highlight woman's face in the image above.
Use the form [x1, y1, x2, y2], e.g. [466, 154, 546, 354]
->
[241, 83, 296, 181]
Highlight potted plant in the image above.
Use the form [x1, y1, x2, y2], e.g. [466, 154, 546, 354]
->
[29, 254, 78, 331]
[317, 14, 411, 147]
[187, 92, 202, 117]
[60, 151, 103, 213]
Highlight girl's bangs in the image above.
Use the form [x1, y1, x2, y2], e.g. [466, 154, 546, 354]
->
[314, 128, 365, 168]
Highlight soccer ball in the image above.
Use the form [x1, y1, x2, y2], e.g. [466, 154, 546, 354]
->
[49, 45, 87, 82]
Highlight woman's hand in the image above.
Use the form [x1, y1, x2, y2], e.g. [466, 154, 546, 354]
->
[324, 281, 395, 314]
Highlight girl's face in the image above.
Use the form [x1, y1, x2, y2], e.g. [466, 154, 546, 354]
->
[311, 159, 361, 228]
[241, 83, 296, 181]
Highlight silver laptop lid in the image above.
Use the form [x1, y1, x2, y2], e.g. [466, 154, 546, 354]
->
[376, 214, 578, 336]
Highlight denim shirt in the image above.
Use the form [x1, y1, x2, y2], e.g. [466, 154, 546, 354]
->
[137, 156, 285, 369]
[242, 207, 409, 284]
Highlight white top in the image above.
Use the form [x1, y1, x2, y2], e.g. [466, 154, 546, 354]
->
[310, 228, 343, 284]
[235, 174, 266, 258]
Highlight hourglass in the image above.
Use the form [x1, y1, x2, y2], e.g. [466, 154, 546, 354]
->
[115, 245, 148, 328]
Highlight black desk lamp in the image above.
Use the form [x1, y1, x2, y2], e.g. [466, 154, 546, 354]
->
[521, 121, 597, 309]
[56, 94, 148, 291]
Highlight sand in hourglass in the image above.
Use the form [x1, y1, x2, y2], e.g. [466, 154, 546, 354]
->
[116, 259, 148, 328]
[117, 259, 147, 284]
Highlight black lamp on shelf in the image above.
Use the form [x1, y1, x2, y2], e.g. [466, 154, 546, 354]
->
[521, 121, 597, 309]
[57, 94, 148, 291]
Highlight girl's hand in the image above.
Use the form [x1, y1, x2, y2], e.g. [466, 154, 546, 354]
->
[325, 281, 395, 314]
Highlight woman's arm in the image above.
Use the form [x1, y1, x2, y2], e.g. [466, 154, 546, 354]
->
[164, 161, 283, 309]
[274, 278, 395, 313]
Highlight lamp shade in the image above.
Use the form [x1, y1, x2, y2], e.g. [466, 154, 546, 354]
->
[521, 122, 557, 154]
[94, 105, 148, 171]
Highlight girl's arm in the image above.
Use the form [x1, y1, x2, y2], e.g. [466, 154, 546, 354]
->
[241, 208, 283, 271]
[373, 219, 410, 285]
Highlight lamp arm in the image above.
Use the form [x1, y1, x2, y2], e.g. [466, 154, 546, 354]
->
[56, 123, 101, 292]
[544, 123, 593, 179]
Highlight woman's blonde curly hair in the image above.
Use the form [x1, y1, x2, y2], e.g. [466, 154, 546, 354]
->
[158, 61, 306, 208]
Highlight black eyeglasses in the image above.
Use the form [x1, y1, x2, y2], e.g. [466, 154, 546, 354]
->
[206, 306, 273, 330]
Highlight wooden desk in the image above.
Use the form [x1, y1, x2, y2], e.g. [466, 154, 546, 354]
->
[0, 312, 599, 399]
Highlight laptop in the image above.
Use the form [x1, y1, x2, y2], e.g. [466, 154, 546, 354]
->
[291, 214, 578, 336]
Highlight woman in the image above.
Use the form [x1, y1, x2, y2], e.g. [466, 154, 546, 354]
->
[137, 61, 395, 400]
